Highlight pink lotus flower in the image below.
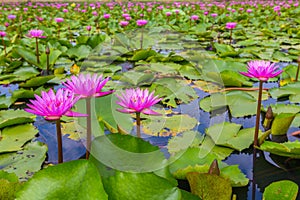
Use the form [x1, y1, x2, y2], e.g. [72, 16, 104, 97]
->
[63, 9, 68, 12]
[62, 73, 114, 98]
[4, 22, 9, 27]
[190, 15, 199, 20]
[136, 19, 148, 26]
[166, 11, 172, 16]
[86, 26, 91, 31]
[55, 17, 64, 23]
[240, 60, 283, 81]
[27, 29, 46, 38]
[226, 22, 237, 29]
[211, 13, 218, 17]
[274, 5, 281, 11]
[7, 14, 16, 20]
[92, 11, 98, 16]
[116, 88, 162, 115]
[120, 20, 129, 26]
[246, 9, 253, 13]
[0, 31, 6, 37]
[103, 13, 110, 19]
[25, 89, 87, 120]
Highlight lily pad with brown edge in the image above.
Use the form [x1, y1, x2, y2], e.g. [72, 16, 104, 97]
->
[142, 113, 198, 137]
[187, 172, 232, 200]
[258, 141, 300, 159]
[0, 141, 47, 181]
[206, 122, 262, 151]
[263, 180, 298, 200]
[0, 124, 38, 153]
[0, 109, 35, 129]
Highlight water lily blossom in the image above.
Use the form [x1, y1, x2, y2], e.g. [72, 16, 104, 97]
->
[116, 88, 162, 115]
[25, 88, 87, 163]
[226, 22, 237, 29]
[116, 88, 162, 138]
[136, 19, 148, 26]
[63, 73, 113, 99]
[25, 89, 86, 120]
[63, 73, 113, 159]
[55, 17, 64, 23]
[240, 60, 283, 148]
[27, 29, 46, 38]
[240, 60, 283, 81]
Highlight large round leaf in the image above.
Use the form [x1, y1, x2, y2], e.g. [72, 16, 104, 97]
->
[16, 160, 108, 200]
[263, 180, 298, 200]
[103, 171, 181, 200]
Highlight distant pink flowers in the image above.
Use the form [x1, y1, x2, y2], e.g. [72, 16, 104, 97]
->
[120, 21, 129, 27]
[240, 60, 283, 81]
[211, 13, 218, 17]
[55, 17, 64, 23]
[103, 13, 110, 19]
[136, 19, 148, 26]
[27, 29, 46, 38]
[25, 89, 86, 120]
[226, 22, 237, 29]
[7, 14, 16, 20]
[116, 88, 162, 115]
[63, 73, 114, 99]
[0, 31, 6, 37]
[86, 26, 91, 31]
[190, 15, 199, 20]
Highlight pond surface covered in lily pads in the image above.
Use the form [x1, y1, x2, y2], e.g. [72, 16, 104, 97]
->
[1, 1, 300, 200]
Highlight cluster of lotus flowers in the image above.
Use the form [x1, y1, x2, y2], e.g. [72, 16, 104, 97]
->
[25, 59, 282, 134]
[25, 73, 162, 121]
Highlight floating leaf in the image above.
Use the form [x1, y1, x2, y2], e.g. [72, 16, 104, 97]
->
[0, 109, 35, 129]
[19, 75, 55, 88]
[0, 96, 16, 109]
[119, 71, 155, 86]
[0, 171, 22, 200]
[206, 122, 260, 151]
[167, 131, 203, 154]
[187, 172, 232, 200]
[0, 124, 38, 153]
[16, 160, 108, 200]
[142, 114, 198, 136]
[0, 141, 47, 181]
[90, 134, 167, 173]
[263, 180, 298, 200]
[269, 82, 300, 102]
[131, 49, 157, 61]
[258, 141, 300, 158]
[103, 171, 181, 200]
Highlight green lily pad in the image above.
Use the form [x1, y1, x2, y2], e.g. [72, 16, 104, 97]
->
[0, 141, 47, 181]
[119, 71, 155, 86]
[258, 141, 300, 158]
[180, 190, 202, 200]
[91, 134, 167, 173]
[19, 75, 55, 88]
[269, 82, 300, 102]
[206, 122, 260, 151]
[0, 124, 38, 153]
[103, 171, 181, 200]
[200, 90, 268, 117]
[12, 67, 39, 82]
[0, 109, 35, 129]
[187, 172, 232, 200]
[66, 45, 92, 60]
[131, 49, 157, 61]
[167, 131, 203, 154]
[142, 114, 198, 136]
[16, 160, 108, 200]
[150, 78, 198, 107]
[263, 180, 298, 200]
[0, 171, 22, 200]
[0, 96, 17, 109]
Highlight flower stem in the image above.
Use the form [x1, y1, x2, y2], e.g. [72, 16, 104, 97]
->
[136, 112, 141, 138]
[254, 80, 263, 147]
[140, 28, 144, 49]
[296, 57, 300, 81]
[2, 38, 6, 56]
[56, 119, 63, 163]
[35, 38, 39, 64]
[229, 29, 232, 44]
[86, 97, 92, 159]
